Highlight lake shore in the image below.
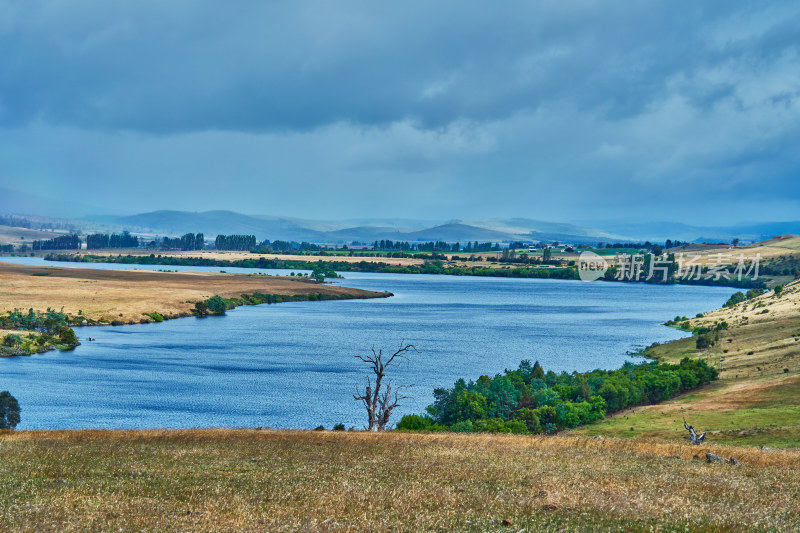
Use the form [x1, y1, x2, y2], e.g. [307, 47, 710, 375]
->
[0, 261, 390, 326]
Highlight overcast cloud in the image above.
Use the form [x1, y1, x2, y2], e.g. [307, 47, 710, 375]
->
[1, 0, 798, 223]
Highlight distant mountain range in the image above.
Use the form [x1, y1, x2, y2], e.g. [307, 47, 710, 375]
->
[83, 210, 635, 244]
[77, 210, 800, 245]
[579, 220, 800, 244]
[2, 192, 800, 244]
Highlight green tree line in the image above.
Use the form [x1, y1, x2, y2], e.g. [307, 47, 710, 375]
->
[86, 231, 139, 249]
[32, 234, 81, 250]
[397, 358, 717, 434]
[161, 233, 204, 250]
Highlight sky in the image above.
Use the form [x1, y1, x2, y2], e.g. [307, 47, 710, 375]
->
[0, 0, 799, 224]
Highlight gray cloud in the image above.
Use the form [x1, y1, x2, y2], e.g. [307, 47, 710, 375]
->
[0, 0, 798, 223]
[2, 0, 796, 133]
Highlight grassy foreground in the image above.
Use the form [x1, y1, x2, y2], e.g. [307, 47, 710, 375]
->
[1, 429, 798, 532]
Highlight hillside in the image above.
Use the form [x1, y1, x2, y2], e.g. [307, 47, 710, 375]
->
[82, 211, 640, 244]
[574, 279, 800, 447]
[588, 220, 800, 244]
[0, 224, 66, 246]
[89, 210, 330, 242]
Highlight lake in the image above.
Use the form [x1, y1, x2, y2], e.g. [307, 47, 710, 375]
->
[0, 257, 735, 429]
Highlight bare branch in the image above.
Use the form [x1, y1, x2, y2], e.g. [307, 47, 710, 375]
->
[353, 343, 417, 431]
[683, 417, 706, 445]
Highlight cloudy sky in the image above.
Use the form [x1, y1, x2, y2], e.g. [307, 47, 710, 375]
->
[1, 0, 798, 223]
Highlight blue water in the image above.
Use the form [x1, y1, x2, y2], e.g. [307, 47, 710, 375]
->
[0, 257, 736, 430]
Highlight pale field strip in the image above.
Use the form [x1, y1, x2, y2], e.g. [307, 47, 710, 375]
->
[112, 249, 428, 266]
[0, 262, 384, 323]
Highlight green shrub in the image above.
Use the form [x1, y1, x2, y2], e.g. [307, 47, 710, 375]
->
[396, 414, 433, 431]
[59, 327, 77, 344]
[448, 420, 474, 433]
[193, 300, 210, 316]
[3, 334, 22, 347]
[696, 334, 711, 350]
[746, 288, 765, 299]
[515, 408, 542, 433]
[207, 295, 227, 315]
[0, 391, 20, 429]
[473, 418, 528, 434]
[724, 291, 746, 307]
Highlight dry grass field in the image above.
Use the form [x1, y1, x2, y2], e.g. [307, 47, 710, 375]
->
[1, 429, 798, 532]
[119, 249, 428, 267]
[78, 249, 568, 270]
[0, 262, 387, 324]
[676, 234, 800, 259]
[661, 279, 800, 380]
[0, 224, 64, 245]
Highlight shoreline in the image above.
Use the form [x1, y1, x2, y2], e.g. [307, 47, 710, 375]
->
[0, 261, 391, 357]
[30, 251, 765, 288]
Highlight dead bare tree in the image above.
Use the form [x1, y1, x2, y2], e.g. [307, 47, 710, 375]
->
[353, 344, 416, 431]
[684, 418, 706, 445]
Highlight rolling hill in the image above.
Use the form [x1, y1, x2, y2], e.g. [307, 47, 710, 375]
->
[0, 203, 794, 245]
[85, 211, 625, 244]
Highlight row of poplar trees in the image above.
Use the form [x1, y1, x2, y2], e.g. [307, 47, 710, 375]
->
[86, 231, 139, 249]
[215, 234, 256, 250]
[161, 233, 204, 250]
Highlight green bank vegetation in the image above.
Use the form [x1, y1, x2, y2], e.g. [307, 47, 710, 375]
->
[44, 252, 767, 287]
[397, 358, 717, 434]
[47, 252, 578, 279]
[190, 290, 390, 319]
[1, 308, 80, 356]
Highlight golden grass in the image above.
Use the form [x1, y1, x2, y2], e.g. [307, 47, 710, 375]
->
[574, 279, 800, 448]
[0, 224, 65, 245]
[667, 279, 800, 379]
[1, 429, 798, 532]
[665, 234, 800, 265]
[0, 262, 387, 324]
[118, 249, 428, 266]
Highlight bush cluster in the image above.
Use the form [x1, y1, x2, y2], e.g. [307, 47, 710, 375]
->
[724, 288, 766, 308]
[1, 308, 72, 334]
